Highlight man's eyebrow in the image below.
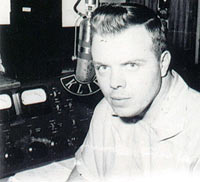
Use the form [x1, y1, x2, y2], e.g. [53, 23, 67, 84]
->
[92, 61, 98, 64]
[93, 61, 106, 65]
[121, 59, 146, 65]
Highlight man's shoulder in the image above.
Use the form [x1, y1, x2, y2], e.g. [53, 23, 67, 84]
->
[182, 87, 200, 131]
[174, 70, 200, 110]
[171, 74, 200, 124]
[185, 87, 200, 109]
[173, 71, 200, 104]
[188, 87, 200, 98]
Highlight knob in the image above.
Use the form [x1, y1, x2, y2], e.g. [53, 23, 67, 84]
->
[51, 136, 68, 153]
[28, 142, 48, 159]
[4, 147, 24, 166]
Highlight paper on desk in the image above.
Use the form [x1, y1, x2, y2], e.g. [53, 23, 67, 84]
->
[8, 158, 75, 182]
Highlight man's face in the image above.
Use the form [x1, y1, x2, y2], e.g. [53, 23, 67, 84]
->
[92, 26, 163, 118]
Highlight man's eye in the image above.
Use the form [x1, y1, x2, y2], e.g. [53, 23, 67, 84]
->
[125, 63, 137, 69]
[96, 65, 109, 72]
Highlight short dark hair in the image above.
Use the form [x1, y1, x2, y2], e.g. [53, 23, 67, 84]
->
[91, 3, 168, 59]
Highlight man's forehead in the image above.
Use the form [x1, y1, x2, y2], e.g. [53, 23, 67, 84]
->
[92, 25, 153, 46]
[91, 25, 157, 64]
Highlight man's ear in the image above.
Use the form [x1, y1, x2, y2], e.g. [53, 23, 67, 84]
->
[160, 50, 171, 77]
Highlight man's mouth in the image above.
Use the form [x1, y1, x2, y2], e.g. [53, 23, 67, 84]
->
[110, 96, 130, 106]
[111, 97, 129, 100]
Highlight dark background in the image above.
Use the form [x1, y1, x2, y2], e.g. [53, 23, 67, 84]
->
[0, 0, 76, 82]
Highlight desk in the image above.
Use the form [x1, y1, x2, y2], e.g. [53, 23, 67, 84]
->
[0, 177, 9, 182]
[1, 158, 75, 182]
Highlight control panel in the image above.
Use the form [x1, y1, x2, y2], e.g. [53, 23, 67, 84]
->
[0, 73, 103, 178]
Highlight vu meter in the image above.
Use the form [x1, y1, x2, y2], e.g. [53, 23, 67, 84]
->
[21, 88, 47, 105]
[0, 94, 12, 110]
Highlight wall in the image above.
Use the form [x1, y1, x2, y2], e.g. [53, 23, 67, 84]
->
[0, 0, 10, 25]
[62, 0, 86, 27]
[62, 0, 126, 27]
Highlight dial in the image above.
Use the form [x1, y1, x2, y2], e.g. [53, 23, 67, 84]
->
[0, 94, 12, 110]
[21, 88, 47, 105]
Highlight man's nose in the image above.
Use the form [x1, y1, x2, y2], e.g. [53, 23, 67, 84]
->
[110, 69, 126, 89]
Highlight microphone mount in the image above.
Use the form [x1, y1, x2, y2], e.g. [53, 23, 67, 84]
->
[72, 0, 98, 83]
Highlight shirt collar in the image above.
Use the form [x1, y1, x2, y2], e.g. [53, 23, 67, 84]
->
[145, 70, 188, 142]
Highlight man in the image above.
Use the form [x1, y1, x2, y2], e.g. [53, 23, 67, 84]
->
[67, 3, 200, 181]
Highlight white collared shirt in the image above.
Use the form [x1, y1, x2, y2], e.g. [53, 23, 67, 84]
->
[75, 70, 200, 181]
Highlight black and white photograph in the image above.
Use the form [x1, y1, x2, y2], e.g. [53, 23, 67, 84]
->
[0, 0, 200, 181]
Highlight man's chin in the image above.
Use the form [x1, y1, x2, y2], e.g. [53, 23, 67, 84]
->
[112, 108, 146, 123]
[112, 109, 139, 119]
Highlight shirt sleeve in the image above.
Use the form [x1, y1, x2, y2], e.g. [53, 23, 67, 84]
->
[74, 98, 110, 182]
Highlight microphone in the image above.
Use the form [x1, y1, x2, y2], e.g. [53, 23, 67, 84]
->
[73, 0, 97, 83]
[75, 17, 95, 83]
